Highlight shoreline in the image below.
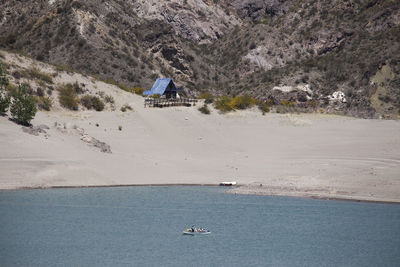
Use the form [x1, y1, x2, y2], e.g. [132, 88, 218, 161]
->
[1, 183, 399, 204]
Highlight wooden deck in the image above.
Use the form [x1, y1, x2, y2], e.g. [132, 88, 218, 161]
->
[144, 98, 198, 108]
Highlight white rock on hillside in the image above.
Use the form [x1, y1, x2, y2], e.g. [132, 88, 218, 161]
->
[273, 84, 313, 95]
[328, 91, 346, 103]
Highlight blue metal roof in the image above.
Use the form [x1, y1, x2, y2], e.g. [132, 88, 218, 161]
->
[143, 78, 181, 96]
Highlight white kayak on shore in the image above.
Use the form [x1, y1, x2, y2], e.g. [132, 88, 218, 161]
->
[219, 181, 237, 186]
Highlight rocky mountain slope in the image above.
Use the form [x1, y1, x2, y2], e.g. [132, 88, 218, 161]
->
[1, 0, 399, 118]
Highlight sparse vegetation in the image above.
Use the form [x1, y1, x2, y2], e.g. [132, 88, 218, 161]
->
[214, 96, 234, 112]
[36, 96, 52, 111]
[198, 92, 214, 104]
[214, 95, 257, 112]
[80, 95, 105, 111]
[120, 104, 132, 112]
[133, 86, 146, 96]
[104, 95, 115, 104]
[102, 77, 130, 92]
[257, 101, 270, 115]
[21, 67, 54, 84]
[58, 84, 79, 110]
[230, 95, 256, 110]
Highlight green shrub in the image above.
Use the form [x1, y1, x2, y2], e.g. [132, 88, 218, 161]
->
[150, 94, 161, 99]
[198, 104, 211, 114]
[80, 95, 104, 111]
[230, 95, 256, 110]
[10, 84, 37, 125]
[0, 94, 10, 114]
[0, 62, 8, 88]
[133, 86, 145, 95]
[214, 95, 258, 112]
[214, 96, 234, 112]
[58, 84, 79, 110]
[0, 62, 10, 114]
[36, 96, 52, 111]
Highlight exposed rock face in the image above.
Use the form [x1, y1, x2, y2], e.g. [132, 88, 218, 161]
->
[230, 0, 291, 20]
[131, 0, 241, 42]
[244, 46, 274, 70]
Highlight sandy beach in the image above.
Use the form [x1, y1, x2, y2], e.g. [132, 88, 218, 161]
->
[1, 51, 400, 203]
[1, 94, 400, 202]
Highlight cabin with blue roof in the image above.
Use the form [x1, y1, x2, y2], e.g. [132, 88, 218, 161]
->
[143, 78, 182, 99]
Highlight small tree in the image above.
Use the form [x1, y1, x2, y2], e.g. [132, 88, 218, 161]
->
[10, 84, 37, 125]
[0, 62, 10, 114]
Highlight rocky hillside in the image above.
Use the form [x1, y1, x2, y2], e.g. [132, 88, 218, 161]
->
[1, 0, 399, 118]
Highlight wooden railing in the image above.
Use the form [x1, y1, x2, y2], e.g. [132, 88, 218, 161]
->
[144, 98, 198, 108]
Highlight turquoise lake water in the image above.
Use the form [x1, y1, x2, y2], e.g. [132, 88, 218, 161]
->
[0, 186, 399, 267]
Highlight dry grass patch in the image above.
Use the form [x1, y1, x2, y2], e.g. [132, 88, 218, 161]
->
[22, 67, 54, 84]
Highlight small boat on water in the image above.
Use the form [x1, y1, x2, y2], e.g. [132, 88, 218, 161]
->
[183, 227, 211, 236]
[219, 181, 237, 186]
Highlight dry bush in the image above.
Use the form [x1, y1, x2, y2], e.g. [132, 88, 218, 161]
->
[58, 84, 79, 110]
[23, 67, 54, 84]
[257, 102, 270, 115]
[80, 95, 104, 111]
[120, 104, 132, 112]
[36, 96, 52, 111]
[198, 92, 214, 104]
[198, 104, 211, 114]
[104, 95, 115, 104]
